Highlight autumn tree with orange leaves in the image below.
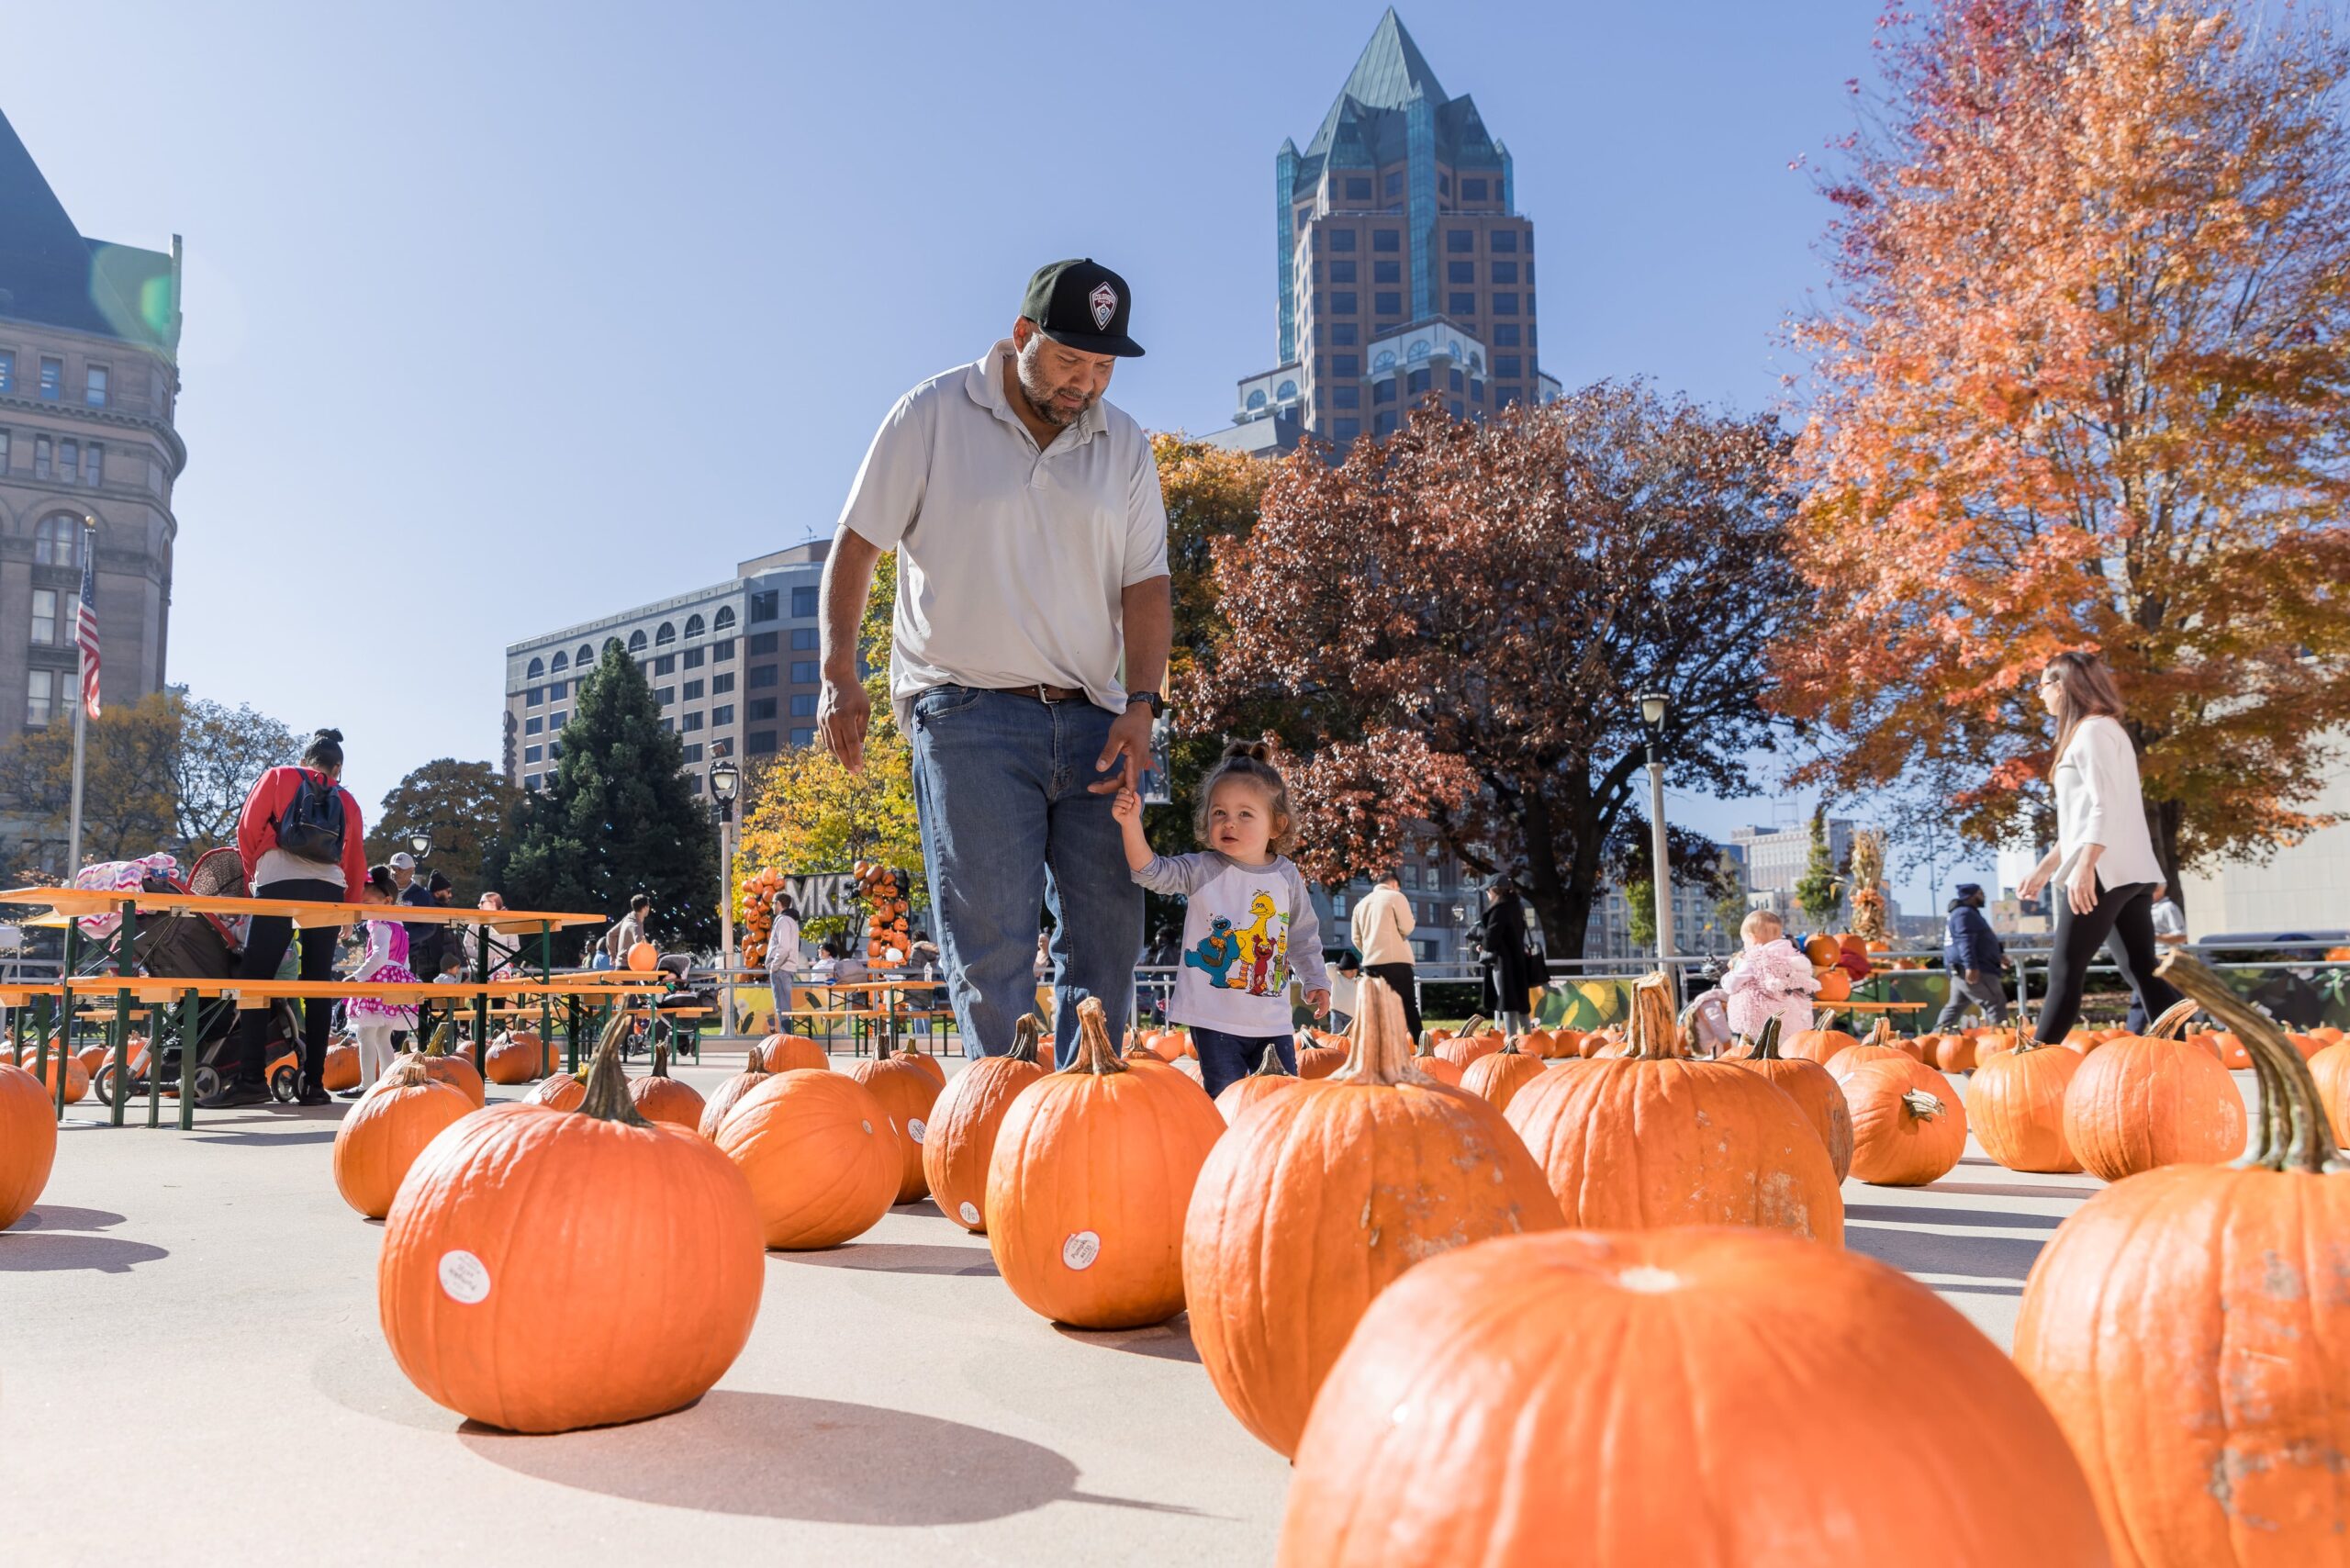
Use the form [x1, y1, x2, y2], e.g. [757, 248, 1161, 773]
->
[1183, 387, 1796, 960]
[1776, 0, 2350, 901]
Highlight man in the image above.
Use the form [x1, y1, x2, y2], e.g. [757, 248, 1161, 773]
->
[819, 259, 1169, 1061]
[2126, 885, 2191, 1032]
[1351, 871, 1423, 1040]
[602, 893, 651, 967]
[410, 871, 454, 1036]
[1935, 881, 2011, 1031]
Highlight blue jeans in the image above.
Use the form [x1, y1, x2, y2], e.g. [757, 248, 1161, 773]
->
[907, 687, 1143, 1060]
[1192, 1025, 1296, 1100]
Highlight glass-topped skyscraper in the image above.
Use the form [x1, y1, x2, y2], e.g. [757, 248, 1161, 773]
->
[1218, 9, 1559, 454]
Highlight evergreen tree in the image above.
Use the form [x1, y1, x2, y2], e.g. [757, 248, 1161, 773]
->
[1793, 807, 1845, 930]
[487, 645, 717, 959]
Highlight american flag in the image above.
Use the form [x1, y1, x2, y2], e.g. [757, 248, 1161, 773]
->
[74, 524, 101, 720]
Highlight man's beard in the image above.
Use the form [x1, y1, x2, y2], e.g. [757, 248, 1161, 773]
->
[1015, 346, 1095, 428]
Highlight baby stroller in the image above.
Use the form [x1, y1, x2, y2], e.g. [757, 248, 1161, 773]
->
[90, 847, 305, 1106]
[615, 952, 716, 1060]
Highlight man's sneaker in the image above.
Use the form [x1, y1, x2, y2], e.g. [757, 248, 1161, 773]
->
[196, 1079, 270, 1109]
[295, 1082, 333, 1107]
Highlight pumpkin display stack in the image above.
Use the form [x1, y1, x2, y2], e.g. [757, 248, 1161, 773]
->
[986, 996, 1225, 1330]
[1277, 1227, 2109, 1566]
[923, 1014, 1049, 1232]
[378, 1016, 764, 1432]
[1504, 973, 1843, 1243]
[1183, 978, 1560, 1456]
[736, 866, 788, 977]
[2062, 998, 2245, 1181]
[2017, 951, 2350, 1562]
[856, 861, 913, 968]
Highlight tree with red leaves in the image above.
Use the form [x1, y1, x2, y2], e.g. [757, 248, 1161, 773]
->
[1776, 0, 2350, 900]
[1182, 386, 1798, 959]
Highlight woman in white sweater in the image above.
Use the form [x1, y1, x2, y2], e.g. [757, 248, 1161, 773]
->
[2016, 652, 2186, 1042]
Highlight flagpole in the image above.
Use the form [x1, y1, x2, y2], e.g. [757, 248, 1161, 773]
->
[62, 520, 95, 877]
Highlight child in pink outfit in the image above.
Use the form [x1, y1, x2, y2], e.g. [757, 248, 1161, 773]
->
[1717, 909, 1818, 1042]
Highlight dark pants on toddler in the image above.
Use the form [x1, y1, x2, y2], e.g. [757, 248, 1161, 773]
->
[229, 877, 341, 1090]
[1192, 1026, 1297, 1101]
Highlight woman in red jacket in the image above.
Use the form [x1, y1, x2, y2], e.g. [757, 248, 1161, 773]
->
[202, 728, 370, 1107]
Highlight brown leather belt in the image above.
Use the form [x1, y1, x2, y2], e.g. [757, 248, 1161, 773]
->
[987, 682, 1087, 703]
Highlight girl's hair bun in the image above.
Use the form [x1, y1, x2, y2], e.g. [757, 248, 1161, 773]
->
[314, 728, 343, 745]
[1220, 739, 1271, 763]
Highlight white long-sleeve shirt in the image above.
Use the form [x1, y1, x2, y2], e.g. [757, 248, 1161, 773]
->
[2053, 714, 2165, 889]
[1133, 851, 1329, 1037]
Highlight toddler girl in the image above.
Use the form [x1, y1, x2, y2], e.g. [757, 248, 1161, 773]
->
[343, 866, 422, 1093]
[1114, 742, 1330, 1099]
[1716, 909, 1818, 1043]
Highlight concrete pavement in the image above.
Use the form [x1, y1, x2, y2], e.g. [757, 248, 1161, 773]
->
[0, 1054, 2248, 1566]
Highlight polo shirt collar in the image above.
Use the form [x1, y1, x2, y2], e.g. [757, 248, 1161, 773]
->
[966, 338, 1107, 448]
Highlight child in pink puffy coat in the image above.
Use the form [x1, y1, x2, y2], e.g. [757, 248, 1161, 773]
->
[1717, 909, 1818, 1042]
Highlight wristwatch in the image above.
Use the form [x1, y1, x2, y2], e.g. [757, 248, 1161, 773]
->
[1126, 689, 1165, 718]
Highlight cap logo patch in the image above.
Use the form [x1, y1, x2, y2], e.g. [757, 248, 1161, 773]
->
[1089, 282, 1118, 330]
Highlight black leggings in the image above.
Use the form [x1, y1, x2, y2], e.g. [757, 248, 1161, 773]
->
[2032, 879, 2183, 1044]
[1361, 962, 1423, 1041]
[230, 878, 341, 1087]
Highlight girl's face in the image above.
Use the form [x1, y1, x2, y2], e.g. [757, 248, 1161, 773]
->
[1206, 778, 1281, 861]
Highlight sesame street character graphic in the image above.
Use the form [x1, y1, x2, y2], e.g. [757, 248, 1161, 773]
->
[1233, 892, 1292, 997]
[1184, 916, 1243, 989]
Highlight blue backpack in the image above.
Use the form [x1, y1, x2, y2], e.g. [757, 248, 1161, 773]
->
[274, 770, 346, 862]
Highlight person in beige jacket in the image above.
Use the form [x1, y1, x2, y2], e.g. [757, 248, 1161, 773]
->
[1350, 871, 1422, 1040]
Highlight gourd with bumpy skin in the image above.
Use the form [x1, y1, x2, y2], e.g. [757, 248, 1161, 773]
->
[986, 997, 1225, 1330]
[377, 1016, 763, 1432]
[1280, 1227, 2109, 1567]
[0, 1061, 59, 1231]
[1725, 1017, 1854, 1182]
[1504, 975, 1843, 1243]
[628, 1041, 705, 1132]
[923, 1015, 1046, 1233]
[2017, 950, 2350, 1565]
[1184, 979, 1561, 1457]
[332, 1055, 473, 1218]
[1215, 1041, 1302, 1126]
[2061, 1000, 2245, 1180]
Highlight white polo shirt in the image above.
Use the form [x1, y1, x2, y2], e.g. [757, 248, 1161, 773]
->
[837, 339, 1169, 728]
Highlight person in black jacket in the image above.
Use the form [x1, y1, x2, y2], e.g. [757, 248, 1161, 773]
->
[1935, 882, 2012, 1030]
[1474, 877, 1543, 1035]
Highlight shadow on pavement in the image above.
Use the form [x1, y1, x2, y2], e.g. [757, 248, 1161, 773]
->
[458, 1390, 1203, 1524]
[1054, 1318, 1202, 1364]
[0, 1232, 170, 1273]
[1845, 1204, 2065, 1230]
[192, 1129, 341, 1147]
[1845, 1222, 2045, 1283]
[778, 1243, 998, 1277]
[6, 1204, 128, 1231]
[1914, 1181, 2099, 1202]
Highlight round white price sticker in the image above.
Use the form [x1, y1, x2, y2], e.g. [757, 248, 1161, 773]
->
[907, 1117, 927, 1145]
[1061, 1230, 1102, 1271]
[438, 1249, 491, 1305]
[959, 1201, 980, 1226]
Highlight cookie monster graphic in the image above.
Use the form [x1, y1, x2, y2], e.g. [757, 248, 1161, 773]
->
[1184, 915, 1243, 989]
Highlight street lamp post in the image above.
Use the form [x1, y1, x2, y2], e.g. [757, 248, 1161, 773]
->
[708, 757, 742, 1036]
[1639, 692, 1675, 998]
[407, 828, 433, 866]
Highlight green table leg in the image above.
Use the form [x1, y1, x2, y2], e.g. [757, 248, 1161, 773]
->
[146, 1001, 164, 1128]
[56, 921, 76, 1120]
[177, 990, 198, 1131]
[538, 923, 554, 1048]
[473, 924, 492, 1071]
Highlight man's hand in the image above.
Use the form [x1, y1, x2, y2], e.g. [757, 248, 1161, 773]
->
[1964, 969, 1982, 986]
[1307, 988, 1331, 1019]
[1091, 705, 1155, 795]
[819, 677, 871, 773]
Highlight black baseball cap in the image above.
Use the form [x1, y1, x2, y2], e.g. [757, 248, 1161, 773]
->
[1021, 258, 1145, 358]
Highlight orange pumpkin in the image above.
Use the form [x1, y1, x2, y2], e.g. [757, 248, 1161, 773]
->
[525, 1071, 585, 1112]
[985, 996, 1225, 1329]
[1279, 1227, 2109, 1566]
[1725, 1017, 1853, 1182]
[626, 1043, 706, 1132]
[893, 1045, 947, 1092]
[323, 1040, 362, 1092]
[1183, 977, 1560, 1457]
[758, 1032, 828, 1074]
[1295, 1032, 1348, 1080]
[1837, 1056, 1967, 1186]
[713, 1062, 901, 1249]
[1802, 934, 1843, 968]
[1504, 975, 1842, 1243]
[1409, 1036, 1465, 1087]
[332, 1056, 473, 1219]
[1434, 1018, 1503, 1072]
[0, 1060, 59, 1230]
[2016, 952, 2350, 1562]
[923, 1014, 1047, 1232]
[697, 1049, 772, 1142]
[1784, 1024, 1860, 1065]
[846, 1052, 942, 1204]
[2312, 1041, 2350, 1148]
[1932, 1031, 1978, 1074]
[1813, 967, 1852, 1003]
[2063, 1000, 2245, 1181]
[1822, 1020, 1913, 1078]
[1459, 1038, 1548, 1113]
[378, 1025, 764, 1432]
[1964, 1033, 2083, 1173]
[1214, 1041, 1302, 1126]
[20, 1049, 88, 1104]
[409, 1025, 485, 1107]
[485, 1035, 540, 1086]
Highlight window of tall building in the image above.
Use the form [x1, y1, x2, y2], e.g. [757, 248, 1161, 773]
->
[1334, 417, 1360, 441]
[29, 588, 58, 644]
[1438, 172, 1450, 197]
[1331, 323, 1359, 346]
[1297, 206, 1313, 230]
[526, 656, 545, 680]
[1333, 354, 1359, 377]
[749, 665, 778, 689]
[59, 440, 77, 481]
[683, 646, 703, 669]
[789, 693, 815, 717]
[746, 633, 778, 657]
[34, 514, 77, 565]
[1373, 260, 1400, 284]
[1333, 385, 1360, 409]
[683, 613, 705, 639]
[791, 728, 814, 747]
[38, 357, 61, 400]
[1327, 228, 1356, 252]
[627, 630, 647, 653]
[1407, 368, 1432, 394]
[523, 774, 540, 791]
[1497, 386, 1521, 406]
[748, 696, 778, 722]
[790, 586, 817, 617]
[1527, 293, 1537, 317]
[1332, 291, 1358, 316]
[682, 744, 702, 764]
[1449, 369, 1465, 391]
[1315, 354, 1326, 380]
[1326, 260, 1353, 285]
[1372, 229, 1399, 252]
[713, 605, 736, 633]
[523, 745, 543, 764]
[790, 660, 817, 683]
[1383, 170, 1402, 197]
[550, 711, 565, 728]
[0, 351, 13, 392]
[548, 680, 565, 700]
[1449, 292, 1476, 316]
[1464, 177, 1489, 201]
[1491, 230, 1518, 253]
[655, 621, 676, 644]
[1374, 409, 1397, 434]
[1402, 864, 1421, 889]
[84, 365, 108, 408]
[85, 436, 108, 485]
[711, 670, 735, 695]
[656, 655, 679, 676]
[33, 436, 50, 479]
[1447, 229, 1473, 253]
[525, 687, 543, 708]
[1374, 292, 1401, 316]
[1373, 379, 1396, 404]
[576, 643, 594, 666]
[1447, 260, 1474, 285]
[549, 742, 563, 759]
[26, 670, 54, 726]
[683, 678, 704, 701]
[712, 638, 734, 661]
[0, 431, 9, 473]
[653, 686, 675, 705]
[1492, 262, 1519, 285]
[791, 627, 817, 651]
[1345, 176, 1371, 201]
[748, 731, 777, 756]
[681, 711, 703, 732]
[1493, 323, 1521, 347]
[1470, 379, 1485, 402]
[711, 703, 734, 725]
[747, 589, 778, 622]
[1449, 400, 1464, 419]
[1495, 354, 1522, 378]
[1493, 293, 1518, 315]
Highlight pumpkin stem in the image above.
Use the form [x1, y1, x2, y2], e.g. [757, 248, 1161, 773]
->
[1864, 1017, 1893, 1048]
[1624, 973, 1687, 1060]
[1751, 1016, 1784, 1061]
[377, 1055, 436, 1092]
[2009, 1023, 2047, 1057]
[1066, 997, 1129, 1077]
[1250, 1041, 1292, 1078]
[1008, 1013, 1042, 1066]
[651, 1039, 671, 1079]
[2144, 999, 2199, 1041]
[744, 1047, 767, 1077]
[2156, 951, 2344, 1175]
[576, 1011, 652, 1126]
[1332, 976, 1426, 1086]
[424, 1022, 454, 1058]
[1901, 1089, 1944, 1120]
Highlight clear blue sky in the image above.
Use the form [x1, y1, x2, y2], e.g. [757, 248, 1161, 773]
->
[3, 0, 1992, 914]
